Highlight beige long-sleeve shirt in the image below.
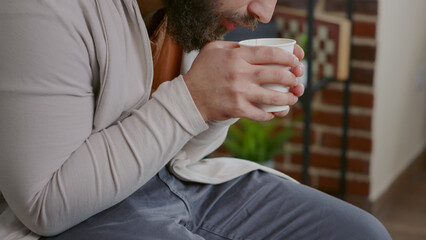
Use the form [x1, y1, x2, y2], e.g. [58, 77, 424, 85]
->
[0, 1, 294, 239]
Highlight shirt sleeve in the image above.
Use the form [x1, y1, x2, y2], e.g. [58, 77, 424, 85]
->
[174, 119, 239, 163]
[0, 2, 207, 236]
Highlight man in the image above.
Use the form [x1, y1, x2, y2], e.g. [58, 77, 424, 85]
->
[0, 0, 391, 239]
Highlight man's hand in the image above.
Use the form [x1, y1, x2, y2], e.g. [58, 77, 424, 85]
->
[183, 41, 305, 122]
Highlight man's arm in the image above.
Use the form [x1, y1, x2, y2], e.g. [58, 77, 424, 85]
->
[0, 2, 207, 236]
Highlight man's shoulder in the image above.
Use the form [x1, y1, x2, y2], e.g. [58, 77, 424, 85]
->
[0, 0, 100, 26]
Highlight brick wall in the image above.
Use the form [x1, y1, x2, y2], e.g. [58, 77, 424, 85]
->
[274, 0, 378, 198]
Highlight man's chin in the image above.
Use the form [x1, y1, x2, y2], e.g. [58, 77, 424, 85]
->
[171, 29, 228, 52]
[163, 0, 232, 52]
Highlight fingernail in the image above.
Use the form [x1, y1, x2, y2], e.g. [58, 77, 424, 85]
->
[297, 64, 304, 74]
[293, 55, 299, 65]
[294, 96, 299, 103]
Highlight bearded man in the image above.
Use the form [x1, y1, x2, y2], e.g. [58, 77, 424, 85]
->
[0, 0, 390, 239]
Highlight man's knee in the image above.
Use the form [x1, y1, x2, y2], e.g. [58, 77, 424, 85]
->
[329, 203, 391, 240]
[354, 211, 391, 239]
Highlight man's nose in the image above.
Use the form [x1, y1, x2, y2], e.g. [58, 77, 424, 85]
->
[247, 0, 277, 23]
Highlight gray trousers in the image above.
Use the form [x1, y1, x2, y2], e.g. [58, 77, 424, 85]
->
[43, 168, 391, 240]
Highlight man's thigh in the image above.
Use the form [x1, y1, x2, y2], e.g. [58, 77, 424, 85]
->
[165, 170, 391, 240]
[41, 170, 204, 240]
[42, 168, 391, 240]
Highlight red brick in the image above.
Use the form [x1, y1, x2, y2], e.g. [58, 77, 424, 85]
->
[318, 176, 370, 196]
[312, 111, 343, 127]
[291, 151, 369, 174]
[312, 111, 372, 130]
[274, 154, 286, 163]
[321, 88, 374, 108]
[349, 136, 372, 152]
[325, 0, 378, 15]
[348, 158, 370, 174]
[347, 180, 370, 196]
[291, 152, 341, 170]
[353, 21, 376, 38]
[318, 176, 340, 193]
[292, 151, 331, 167]
[321, 132, 372, 152]
[349, 114, 372, 131]
[351, 67, 374, 86]
[291, 153, 303, 165]
[290, 103, 304, 119]
[292, 152, 370, 174]
[311, 154, 370, 174]
[321, 132, 342, 149]
[352, 45, 376, 62]
[289, 128, 316, 144]
[310, 152, 341, 169]
[287, 171, 303, 182]
[276, 168, 303, 182]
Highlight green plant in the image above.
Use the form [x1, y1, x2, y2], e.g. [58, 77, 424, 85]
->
[223, 118, 297, 164]
[296, 34, 308, 53]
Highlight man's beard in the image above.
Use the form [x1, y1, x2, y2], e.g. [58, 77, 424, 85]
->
[163, 0, 258, 52]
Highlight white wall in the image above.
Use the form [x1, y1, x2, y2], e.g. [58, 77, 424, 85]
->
[370, 0, 426, 201]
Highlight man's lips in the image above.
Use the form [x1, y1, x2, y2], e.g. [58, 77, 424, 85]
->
[224, 20, 238, 31]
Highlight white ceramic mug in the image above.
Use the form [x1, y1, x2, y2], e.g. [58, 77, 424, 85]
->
[239, 38, 296, 112]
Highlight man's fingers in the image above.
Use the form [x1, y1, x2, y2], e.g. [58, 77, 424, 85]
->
[247, 84, 298, 107]
[291, 61, 305, 78]
[290, 83, 305, 97]
[273, 108, 290, 118]
[239, 46, 299, 67]
[238, 102, 275, 122]
[294, 44, 305, 60]
[250, 65, 298, 86]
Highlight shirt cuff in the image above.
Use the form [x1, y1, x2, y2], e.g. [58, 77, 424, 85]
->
[208, 118, 239, 128]
[151, 75, 208, 136]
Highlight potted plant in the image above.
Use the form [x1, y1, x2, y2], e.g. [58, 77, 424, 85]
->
[296, 33, 308, 53]
[223, 118, 297, 168]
